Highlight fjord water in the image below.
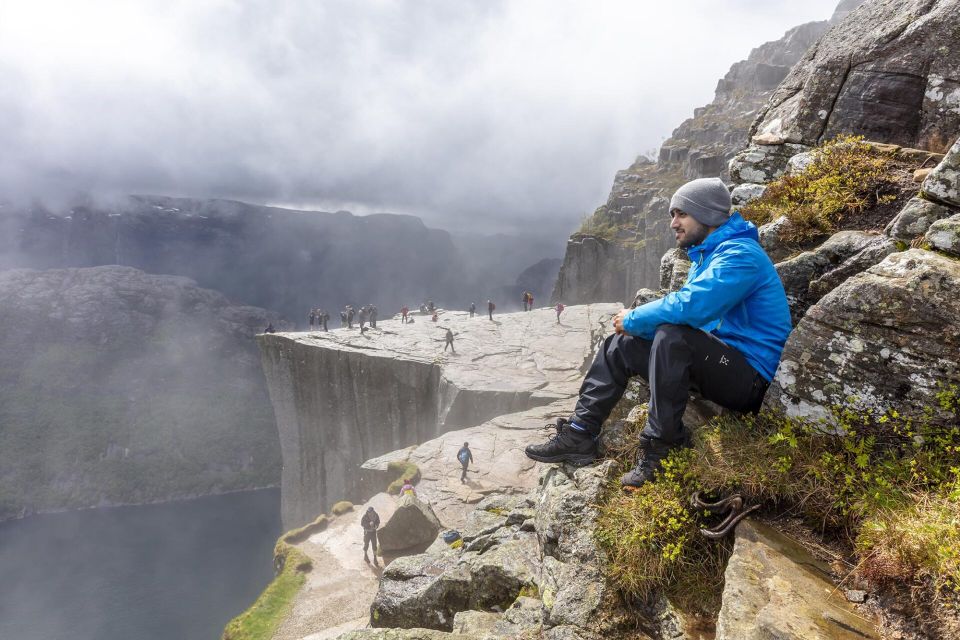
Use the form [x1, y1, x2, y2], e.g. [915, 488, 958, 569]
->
[0, 489, 281, 640]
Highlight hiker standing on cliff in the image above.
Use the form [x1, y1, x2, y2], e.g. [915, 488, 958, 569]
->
[555, 302, 565, 324]
[308, 310, 315, 331]
[524, 178, 792, 489]
[321, 310, 329, 331]
[370, 305, 378, 328]
[457, 442, 474, 483]
[401, 305, 409, 324]
[361, 506, 380, 567]
[444, 327, 456, 353]
[469, 302, 476, 318]
[487, 300, 495, 321]
[347, 306, 355, 329]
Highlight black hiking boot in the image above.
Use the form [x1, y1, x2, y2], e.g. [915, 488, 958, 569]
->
[620, 435, 687, 490]
[525, 418, 598, 466]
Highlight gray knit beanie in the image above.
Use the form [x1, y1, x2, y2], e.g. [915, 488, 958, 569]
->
[669, 177, 732, 227]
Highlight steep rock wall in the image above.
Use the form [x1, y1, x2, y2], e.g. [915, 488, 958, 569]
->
[552, 12, 836, 304]
[258, 304, 618, 529]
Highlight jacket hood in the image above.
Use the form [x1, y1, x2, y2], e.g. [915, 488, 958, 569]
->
[687, 212, 758, 260]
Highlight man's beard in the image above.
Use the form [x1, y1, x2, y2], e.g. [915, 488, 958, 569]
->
[676, 225, 710, 249]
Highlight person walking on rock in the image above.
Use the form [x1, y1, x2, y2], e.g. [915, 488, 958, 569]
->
[555, 302, 565, 324]
[487, 300, 495, 321]
[524, 178, 792, 490]
[457, 442, 474, 483]
[361, 506, 380, 566]
[444, 328, 456, 353]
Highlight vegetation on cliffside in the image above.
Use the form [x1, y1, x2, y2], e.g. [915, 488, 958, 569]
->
[741, 135, 915, 243]
[596, 391, 960, 616]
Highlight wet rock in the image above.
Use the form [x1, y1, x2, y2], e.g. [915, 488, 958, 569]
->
[730, 183, 766, 206]
[884, 196, 955, 242]
[775, 231, 880, 323]
[925, 214, 960, 257]
[717, 519, 879, 640]
[729, 143, 810, 185]
[766, 249, 960, 427]
[377, 494, 442, 553]
[659, 249, 691, 292]
[750, 1, 960, 150]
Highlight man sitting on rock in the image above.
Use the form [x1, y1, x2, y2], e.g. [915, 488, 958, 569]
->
[525, 177, 792, 489]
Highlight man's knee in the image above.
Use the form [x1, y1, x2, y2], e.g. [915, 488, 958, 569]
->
[652, 324, 696, 349]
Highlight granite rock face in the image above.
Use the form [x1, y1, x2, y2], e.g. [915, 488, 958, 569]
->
[0, 266, 280, 519]
[766, 249, 960, 426]
[717, 520, 878, 640]
[884, 196, 956, 241]
[729, 142, 810, 185]
[751, 0, 960, 151]
[925, 213, 960, 256]
[775, 231, 880, 323]
[922, 135, 960, 207]
[552, 17, 831, 305]
[258, 304, 620, 528]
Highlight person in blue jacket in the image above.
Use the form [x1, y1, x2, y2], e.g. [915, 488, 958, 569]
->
[525, 177, 792, 488]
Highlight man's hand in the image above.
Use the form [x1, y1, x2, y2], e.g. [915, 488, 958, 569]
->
[613, 308, 628, 335]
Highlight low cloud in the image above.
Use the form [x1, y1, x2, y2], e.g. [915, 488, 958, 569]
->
[0, 0, 840, 234]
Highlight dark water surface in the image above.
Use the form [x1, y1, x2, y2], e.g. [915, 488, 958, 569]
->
[0, 489, 281, 640]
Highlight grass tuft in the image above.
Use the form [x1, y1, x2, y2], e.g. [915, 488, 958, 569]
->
[221, 540, 312, 640]
[385, 461, 420, 495]
[595, 386, 960, 614]
[331, 501, 354, 516]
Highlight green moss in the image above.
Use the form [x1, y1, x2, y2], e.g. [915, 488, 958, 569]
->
[331, 501, 354, 516]
[221, 540, 311, 640]
[282, 515, 329, 545]
[596, 387, 960, 611]
[741, 135, 902, 244]
[385, 461, 420, 495]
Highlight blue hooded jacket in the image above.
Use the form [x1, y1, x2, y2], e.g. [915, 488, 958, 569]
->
[621, 212, 792, 381]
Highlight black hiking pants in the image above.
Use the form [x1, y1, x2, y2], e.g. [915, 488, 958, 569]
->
[363, 529, 377, 555]
[573, 324, 769, 444]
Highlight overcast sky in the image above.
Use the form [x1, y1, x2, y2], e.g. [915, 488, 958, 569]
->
[0, 0, 841, 234]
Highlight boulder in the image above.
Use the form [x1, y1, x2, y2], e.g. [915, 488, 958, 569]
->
[884, 196, 955, 242]
[758, 215, 807, 263]
[922, 136, 960, 208]
[463, 536, 540, 610]
[716, 520, 878, 640]
[807, 236, 900, 302]
[535, 462, 616, 631]
[659, 249, 690, 292]
[338, 629, 479, 640]
[371, 554, 471, 631]
[730, 183, 766, 206]
[766, 249, 960, 426]
[377, 494, 442, 553]
[729, 143, 810, 185]
[775, 231, 880, 323]
[785, 150, 816, 175]
[925, 214, 960, 257]
[750, 1, 960, 150]
[631, 288, 661, 308]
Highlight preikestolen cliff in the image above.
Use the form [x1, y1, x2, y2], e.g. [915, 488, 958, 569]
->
[2, 1, 959, 639]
